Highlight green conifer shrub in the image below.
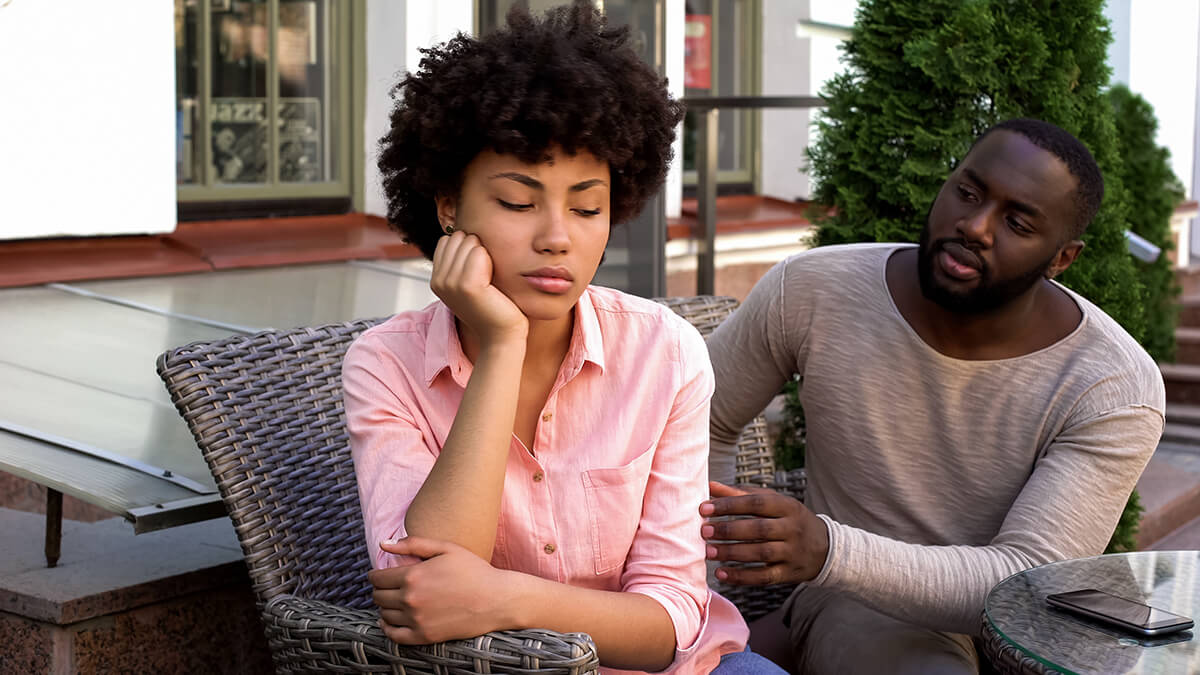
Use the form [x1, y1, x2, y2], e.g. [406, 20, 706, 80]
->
[1108, 84, 1185, 363]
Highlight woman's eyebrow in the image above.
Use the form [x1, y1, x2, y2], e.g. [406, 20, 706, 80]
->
[570, 179, 608, 192]
[488, 172, 542, 189]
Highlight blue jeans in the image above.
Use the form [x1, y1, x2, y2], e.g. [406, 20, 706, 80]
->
[711, 646, 790, 674]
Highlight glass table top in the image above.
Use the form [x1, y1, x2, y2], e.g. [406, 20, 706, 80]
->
[64, 260, 436, 332]
[0, 261, 437, 531]
[985, 551, 1200, 674]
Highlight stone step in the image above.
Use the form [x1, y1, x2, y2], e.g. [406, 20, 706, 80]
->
[1167, 402, 1200, 426]
[1136, 443, 1200, 549]
[1175, 327, 1200, 365]
[1160, 363, 1200, 405]
[1180, 295, 1200, 327]
[1163, 422, 1200, 444]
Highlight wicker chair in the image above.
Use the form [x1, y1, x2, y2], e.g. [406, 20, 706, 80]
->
[156, 295, 805, 673]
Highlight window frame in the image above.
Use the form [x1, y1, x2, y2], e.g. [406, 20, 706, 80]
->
[176, 0, 354, 204]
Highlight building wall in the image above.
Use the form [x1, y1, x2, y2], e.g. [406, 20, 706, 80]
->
[362, 0, 410, 219]
[759, 0, 857, 202]
[362, 0, 474, 219]
[665, 0, 684, 220]
[760, 1, 811, 203]
[0, 1, 175, 240]
[1106, 0, 1199, 201]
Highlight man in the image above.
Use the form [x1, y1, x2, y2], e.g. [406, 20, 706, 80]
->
[702, 118, 1165, 674]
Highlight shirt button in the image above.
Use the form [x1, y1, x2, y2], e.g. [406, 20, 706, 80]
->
[544, 543, 556, 554]
[542, 412, 553, 422]
[532, 471, 544, 482]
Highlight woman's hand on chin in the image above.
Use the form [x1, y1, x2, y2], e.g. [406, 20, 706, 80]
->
[370, 536, 519, 644]
[432, 230, 528, 346]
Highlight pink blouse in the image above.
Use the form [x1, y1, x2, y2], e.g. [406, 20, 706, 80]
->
[344, 286, 748, 674]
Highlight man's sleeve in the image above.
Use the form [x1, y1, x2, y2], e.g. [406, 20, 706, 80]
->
[810, 403, 1164, 634]
[707, 256, 809, 485]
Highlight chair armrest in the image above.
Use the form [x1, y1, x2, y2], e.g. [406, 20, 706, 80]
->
[264, 594, 600, 674]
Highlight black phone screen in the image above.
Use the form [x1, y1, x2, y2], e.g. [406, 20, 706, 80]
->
[1048, 589, 1191, 630]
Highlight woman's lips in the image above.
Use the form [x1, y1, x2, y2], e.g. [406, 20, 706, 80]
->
[522, 267, 574, 294]
[523, 275, 573, 293]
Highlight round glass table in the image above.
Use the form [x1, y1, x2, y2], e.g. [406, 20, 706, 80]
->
[982, 551, 1200, 674]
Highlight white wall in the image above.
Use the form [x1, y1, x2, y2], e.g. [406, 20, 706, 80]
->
[760, 1, 810, 202]
[665, 0, 684, 219]
[759, 1, 857, 202]
[362, 0, 473, 218]
[1107, 0, 1199, 199]
[0, 1, 176, 239]
[363, 0, 409, 218]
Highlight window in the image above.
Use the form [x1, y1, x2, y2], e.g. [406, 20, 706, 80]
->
[682, 0, 760, 191]
[175, 0, 351, 203]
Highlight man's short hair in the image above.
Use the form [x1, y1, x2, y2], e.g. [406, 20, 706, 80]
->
[973, 118, 1104, 240]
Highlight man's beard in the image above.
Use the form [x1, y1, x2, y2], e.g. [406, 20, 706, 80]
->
[916, 223, 1057, 315]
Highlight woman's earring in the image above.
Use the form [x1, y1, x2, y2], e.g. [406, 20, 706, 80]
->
[443, 224, 455, 234]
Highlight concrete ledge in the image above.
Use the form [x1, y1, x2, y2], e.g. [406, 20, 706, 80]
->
[0, 508, 271, 674]
[0, 508, 245, 624]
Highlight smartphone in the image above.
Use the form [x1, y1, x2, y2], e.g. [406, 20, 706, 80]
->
[1046, 588, 1194, 636]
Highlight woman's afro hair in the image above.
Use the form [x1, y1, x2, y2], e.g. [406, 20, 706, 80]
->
[376, 0, 685, 259]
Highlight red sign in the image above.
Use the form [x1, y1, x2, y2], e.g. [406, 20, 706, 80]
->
[684, 14, 712, 90]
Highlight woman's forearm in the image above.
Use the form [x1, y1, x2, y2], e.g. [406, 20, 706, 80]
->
[404, 338, 525, 559]
[503, 571, 677, 671]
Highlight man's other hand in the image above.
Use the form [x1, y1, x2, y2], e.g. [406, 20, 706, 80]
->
[700, 481, 830, 586]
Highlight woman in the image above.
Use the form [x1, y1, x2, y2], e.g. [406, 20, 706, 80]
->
[345, 3, 783, 672]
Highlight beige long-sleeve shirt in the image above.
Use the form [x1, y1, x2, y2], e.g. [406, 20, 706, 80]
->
[708, 243, 1165, 634]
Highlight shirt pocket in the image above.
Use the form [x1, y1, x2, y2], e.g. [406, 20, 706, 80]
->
[581, 443, 656, 576]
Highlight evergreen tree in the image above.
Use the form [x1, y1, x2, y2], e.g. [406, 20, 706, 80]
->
[1108, 84, 1185, 363]
[807, 0, 1144, 342]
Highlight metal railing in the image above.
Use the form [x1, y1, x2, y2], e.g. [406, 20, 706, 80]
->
[682, 95, 826, 294]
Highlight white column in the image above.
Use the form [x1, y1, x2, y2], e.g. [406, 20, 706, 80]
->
[664, 0, 685, 220]
[761, 0, 811, 202]
[1127, 0, 1198, 200]
[362, 0, 473, 219]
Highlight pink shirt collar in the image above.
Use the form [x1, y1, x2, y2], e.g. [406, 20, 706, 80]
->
[422, 287, 608, 388]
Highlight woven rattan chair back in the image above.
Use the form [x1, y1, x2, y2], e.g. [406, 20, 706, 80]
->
[157, 318, 385, 611]
[653, 296, 776, 485]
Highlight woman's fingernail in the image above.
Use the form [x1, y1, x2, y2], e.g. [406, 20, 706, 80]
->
[381, 539, 397, 547]
[716, 569, 728, 580]
[706, 545, 718, 559]
[701, 525, 714, 538]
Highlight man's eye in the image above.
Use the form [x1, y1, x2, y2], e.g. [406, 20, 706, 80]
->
[498, 199, 533, 211]
[573, 208, 602, 217]
[957, 185, 976, 201]
[1007, 217, 1031, 233]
